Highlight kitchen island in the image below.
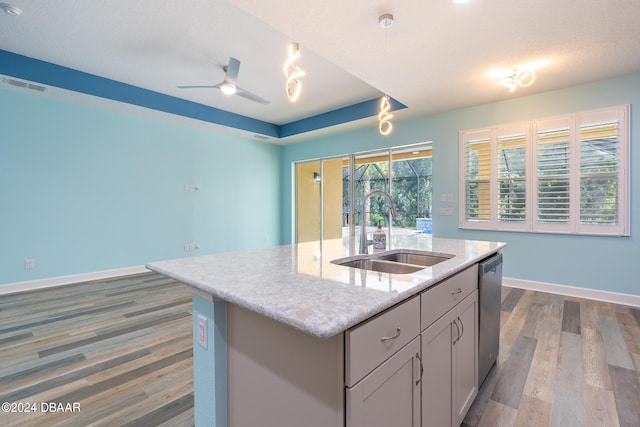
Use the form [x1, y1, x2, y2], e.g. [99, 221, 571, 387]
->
[147, 235, 505, 426]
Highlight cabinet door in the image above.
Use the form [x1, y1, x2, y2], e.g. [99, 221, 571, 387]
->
[346, 337, 421, 427]
[453, 290, 478, 426]
[421, 308, 457, 427]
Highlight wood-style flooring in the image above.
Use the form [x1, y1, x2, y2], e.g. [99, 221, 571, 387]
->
[0, 273, 193, 427]
[464, 286, 640, 427]
[1, 273, 639, 426]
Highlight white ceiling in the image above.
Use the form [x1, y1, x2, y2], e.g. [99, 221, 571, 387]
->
[1, 0, 639, 143]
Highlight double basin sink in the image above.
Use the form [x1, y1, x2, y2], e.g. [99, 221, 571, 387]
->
[331, 249, 454, 274]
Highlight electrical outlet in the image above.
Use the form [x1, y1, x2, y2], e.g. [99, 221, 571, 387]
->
[440, 207, 454, 216]
[25, 259, 35, 270]
[184, 242, 200, 251]
[197, 314, 208, 349]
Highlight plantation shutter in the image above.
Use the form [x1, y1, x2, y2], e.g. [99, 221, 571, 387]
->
[497, 132, 526, 223]
[459, 105, 628, 236]
[462, 131, 491, 224]
[536, 125, 571, 225]
[579, 121, 619, 225]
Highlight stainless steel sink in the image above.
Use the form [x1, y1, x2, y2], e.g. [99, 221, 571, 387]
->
[336, 258, 425, 274]
[331, 250, 454, 274]
[374, 251, 452, 267]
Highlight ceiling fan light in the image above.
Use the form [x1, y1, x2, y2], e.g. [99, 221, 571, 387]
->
[220, 82, 236, 95]
[0, 3, 21, 16]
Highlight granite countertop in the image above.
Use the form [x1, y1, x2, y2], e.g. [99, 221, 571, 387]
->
[146, 235, 506, 339]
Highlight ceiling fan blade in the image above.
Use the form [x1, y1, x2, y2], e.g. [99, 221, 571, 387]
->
[177, 57, 269, 104]
[225, 57, 240, 86]
[235, 87, 270, 105]
[177, 84, 222, 89]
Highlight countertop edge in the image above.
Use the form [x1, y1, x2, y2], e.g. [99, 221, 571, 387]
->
[146, 244, 505, 339]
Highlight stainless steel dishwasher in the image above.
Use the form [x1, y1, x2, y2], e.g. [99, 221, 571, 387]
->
[478, 252, 503, 387]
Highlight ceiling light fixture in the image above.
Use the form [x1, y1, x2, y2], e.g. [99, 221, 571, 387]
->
[378, 96, 393, 136]
[220, 82, 236, 95]
[378, 13, 394, 136]
[502, 67, 535, 92]
[284, 42, 305, 102]
[0, 2, 21, 16]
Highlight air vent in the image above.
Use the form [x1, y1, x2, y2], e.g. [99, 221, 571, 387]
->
[2, 77, 47, 92]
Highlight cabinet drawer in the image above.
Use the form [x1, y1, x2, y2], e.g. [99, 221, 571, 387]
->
[345, 296, 420, 387]
[421, 264, 477, 331]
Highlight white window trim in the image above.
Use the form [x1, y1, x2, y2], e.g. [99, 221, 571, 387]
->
[458, 104, 630, 237]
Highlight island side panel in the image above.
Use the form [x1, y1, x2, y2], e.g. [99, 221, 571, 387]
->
[227, 304, 345, 427]
[192, 292, 228, 427]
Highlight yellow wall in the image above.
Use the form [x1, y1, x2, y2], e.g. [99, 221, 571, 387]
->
[296, 161, 321, 243]
[322, 158, 344, 240]
[296, 159, 344, 242]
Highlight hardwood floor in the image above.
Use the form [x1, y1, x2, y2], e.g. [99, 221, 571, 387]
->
[0, 273, 194, 427]
[464, 287, 640, 427]
[1, 274, 639, 426]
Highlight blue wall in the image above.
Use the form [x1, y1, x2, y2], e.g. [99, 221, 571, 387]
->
[281, 72, 640, 296]
[0, 88, 281, 285]
[2, 72, 638, 296]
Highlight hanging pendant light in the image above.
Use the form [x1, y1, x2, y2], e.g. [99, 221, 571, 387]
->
[378, 14, 394, 136]
[284, 42, 305, 102]
[378, 95, 393, 135]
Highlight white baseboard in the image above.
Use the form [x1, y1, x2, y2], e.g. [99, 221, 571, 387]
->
[3, 270, 639, 309]
[0, 266, 149, 296]
[503, 276, 640, 308]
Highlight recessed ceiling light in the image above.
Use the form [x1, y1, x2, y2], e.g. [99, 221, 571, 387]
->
[0, 2, 22, 16]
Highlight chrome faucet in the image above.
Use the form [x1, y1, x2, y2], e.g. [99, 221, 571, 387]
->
[360, 190, 398, 254]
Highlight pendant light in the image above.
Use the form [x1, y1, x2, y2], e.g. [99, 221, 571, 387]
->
[284, 42, 305, 102]
[378, 95, 393, 135]
[378, 14, 394, 136]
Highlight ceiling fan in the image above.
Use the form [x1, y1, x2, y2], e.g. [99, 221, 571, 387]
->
[178, 57, 270, 105]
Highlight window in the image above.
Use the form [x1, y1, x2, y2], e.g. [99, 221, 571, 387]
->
[295, 143, 433, 246]
[460, 105, 629, 236]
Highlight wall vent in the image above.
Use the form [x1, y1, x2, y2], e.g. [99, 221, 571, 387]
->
[2, 77, 47, 92]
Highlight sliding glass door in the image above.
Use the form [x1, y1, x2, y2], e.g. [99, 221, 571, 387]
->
[295, 143, 432, 250]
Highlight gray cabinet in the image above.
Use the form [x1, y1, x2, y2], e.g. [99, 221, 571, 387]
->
[346, 265, 479, 427]
[452, 291, 479, 425]
[421, 290, 478, 427]
[346, 336, 421, 427]
[226, 266, 479, 427]
[345, 296, 421, 426]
